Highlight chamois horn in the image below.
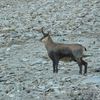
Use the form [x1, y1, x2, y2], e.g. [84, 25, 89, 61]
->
[41, 27, 46, 36]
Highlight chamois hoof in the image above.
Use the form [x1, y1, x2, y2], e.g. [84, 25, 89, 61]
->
[79, 72, 82, 75]
[95, 68, 100, 72]
[83, 73, 87, 76]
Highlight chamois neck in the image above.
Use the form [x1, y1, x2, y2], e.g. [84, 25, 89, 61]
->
[48, 35, 54, 43]
[45, 36, 55, 51]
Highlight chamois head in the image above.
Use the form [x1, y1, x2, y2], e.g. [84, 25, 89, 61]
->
[40, 27, 51, 43]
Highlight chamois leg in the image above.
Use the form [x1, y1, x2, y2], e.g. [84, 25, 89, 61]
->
[53, 60, 59, 73]
[81, 58, 87, 75]
[78, 62, 82, 74]
[52, 60, 59, 83]
[52, 60, 56, 73]
[75, 59, 82, 74]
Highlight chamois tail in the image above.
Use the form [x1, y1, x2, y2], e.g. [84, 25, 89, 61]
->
[83, 46, 87, 51]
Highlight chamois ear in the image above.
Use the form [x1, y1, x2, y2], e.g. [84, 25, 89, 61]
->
[47, 31, 51, 35]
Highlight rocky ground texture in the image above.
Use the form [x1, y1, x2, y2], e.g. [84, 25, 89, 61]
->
[0, 0, 100, 100]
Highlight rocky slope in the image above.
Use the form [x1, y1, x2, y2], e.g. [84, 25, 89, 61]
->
[0, 0, 100, 100]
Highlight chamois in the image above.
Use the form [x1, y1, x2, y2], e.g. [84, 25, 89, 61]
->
[40, 28, 88, 75]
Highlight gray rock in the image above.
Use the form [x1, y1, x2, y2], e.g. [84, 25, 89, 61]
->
[0, 0, 100, 100]
[82, 76, 100, 85]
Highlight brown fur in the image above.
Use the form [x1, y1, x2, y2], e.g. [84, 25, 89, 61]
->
[40, 28, 88, 75]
